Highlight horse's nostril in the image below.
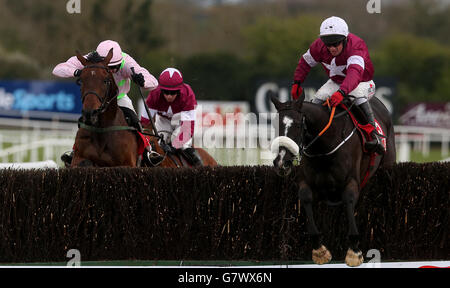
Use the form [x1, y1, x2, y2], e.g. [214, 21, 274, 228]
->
[283, 161, 293, 169]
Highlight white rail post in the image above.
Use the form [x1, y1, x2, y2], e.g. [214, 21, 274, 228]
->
[398, 132, 410, 162]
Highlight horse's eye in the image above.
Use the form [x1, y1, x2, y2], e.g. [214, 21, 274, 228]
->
[104, 79, 110, 85]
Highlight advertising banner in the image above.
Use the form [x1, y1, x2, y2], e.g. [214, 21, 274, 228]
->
[0, 80, 81, 121]
[399, 102, 450, 129]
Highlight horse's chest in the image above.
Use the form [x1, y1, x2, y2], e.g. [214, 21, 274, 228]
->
[304, 166, 347, 198]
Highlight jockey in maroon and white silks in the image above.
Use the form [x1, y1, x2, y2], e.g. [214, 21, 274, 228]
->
[291, 16, 384, 155]
[293, 33, 374, 97]
[144, 68, 202, 166]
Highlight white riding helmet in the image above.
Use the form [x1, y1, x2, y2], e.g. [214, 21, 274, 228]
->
[320, 16, 349, 37]
[319, 16, 349, 45]
[96, 40, 123, 66]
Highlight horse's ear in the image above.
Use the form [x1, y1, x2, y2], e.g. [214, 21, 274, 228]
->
[103, 48, 114, 66]
[76, 50, 88, 66]
[270, 95, 283, 111]
[293, 92, 305, 111]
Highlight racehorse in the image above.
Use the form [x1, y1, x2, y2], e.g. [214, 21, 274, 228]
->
[141, 123, 218, 167]
[270, 93, 396, 266]
[71, 48, 140, 167]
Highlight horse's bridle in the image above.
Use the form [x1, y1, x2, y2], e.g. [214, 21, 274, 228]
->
[277, 102, 357, 159]
[78, 64, 116, 115]
[299, 103, 357, 158]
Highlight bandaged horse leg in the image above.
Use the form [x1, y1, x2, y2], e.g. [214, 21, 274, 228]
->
[343, 179, 364, 267]
[299, 181, 332, 265]
[61, 150, 74, 167]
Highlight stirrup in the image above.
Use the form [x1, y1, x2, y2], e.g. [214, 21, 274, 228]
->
[146, 151, 164, 166]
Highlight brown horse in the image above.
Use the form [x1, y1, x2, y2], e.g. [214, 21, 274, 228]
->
[71, 49, 140, 167]
[141, 123, 218, 167]
[271, 93, 396, 266]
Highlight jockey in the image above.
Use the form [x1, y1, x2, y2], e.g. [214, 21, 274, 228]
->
[291, 16, 384, 155]
[144, 68, 202, 166]
[53, 40, 158, 164]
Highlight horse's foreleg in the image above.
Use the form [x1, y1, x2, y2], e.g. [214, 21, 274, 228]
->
[343, 179, 364, 267]
[298, 181, 332, 265]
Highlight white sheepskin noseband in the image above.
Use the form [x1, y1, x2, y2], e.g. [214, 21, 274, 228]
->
[271, 136, 300, 156]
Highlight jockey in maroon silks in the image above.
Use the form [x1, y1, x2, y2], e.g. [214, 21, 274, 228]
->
[291, 16, 384, 155]
[143, 68, 202, 166]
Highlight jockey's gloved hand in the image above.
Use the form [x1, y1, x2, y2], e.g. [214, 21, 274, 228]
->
[131, 72, 145, 87]
[330, 89, 345, 107]
[291, 81, 303, 100]
[74, 69, 82, 77]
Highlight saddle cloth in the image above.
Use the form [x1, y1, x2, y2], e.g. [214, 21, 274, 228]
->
[136, 131, 152, 156]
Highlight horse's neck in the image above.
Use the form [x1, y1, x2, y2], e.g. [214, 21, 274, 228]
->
[300, 102, 348, 155]
[99, 100, 122, 126]
[301, 102, 334, 135]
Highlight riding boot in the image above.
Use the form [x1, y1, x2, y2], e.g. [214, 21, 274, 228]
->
[358, 101, 385, 155]
[120, 106, 143, 133]
[180, 147, 203, 166]
[61, 150, 74, 166]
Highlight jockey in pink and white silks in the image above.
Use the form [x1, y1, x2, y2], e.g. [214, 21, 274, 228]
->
[291, 16, 384, 155]
[144, 68, 202, 166]
[53, 40, 158, 164]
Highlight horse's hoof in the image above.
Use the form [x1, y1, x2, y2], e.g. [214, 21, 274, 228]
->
[345, 248, 364, 267]
[312, 245, 332, 265]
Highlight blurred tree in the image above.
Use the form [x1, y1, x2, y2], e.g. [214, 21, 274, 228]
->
[180, 52, 250, 101]
[0, 0, 448, 111]
[373, 33, 450, 106]
[121, 0, 164, 57]
[241, 14, 326, 81]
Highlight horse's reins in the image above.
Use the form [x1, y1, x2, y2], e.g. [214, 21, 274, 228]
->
[300, 99, 356, 157]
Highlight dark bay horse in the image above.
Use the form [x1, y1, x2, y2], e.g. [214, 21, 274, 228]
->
[71, 49, 139, 167]
[271, 94, 396, 266]
[141, 123, 218, 167]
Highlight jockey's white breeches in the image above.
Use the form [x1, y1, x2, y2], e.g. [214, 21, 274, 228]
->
[155, 114, 193, 149]
[314, 79, 376, 105]
[117, 94, 136, 113]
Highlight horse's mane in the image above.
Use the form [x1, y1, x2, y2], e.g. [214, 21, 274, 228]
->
[86, 51, 104, 63]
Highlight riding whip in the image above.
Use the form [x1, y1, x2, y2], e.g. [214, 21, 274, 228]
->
[130, 67, 160, 137]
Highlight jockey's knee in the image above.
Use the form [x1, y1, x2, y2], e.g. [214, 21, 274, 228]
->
[312, 98, 324, 105]
[352, 96, 369, 106]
